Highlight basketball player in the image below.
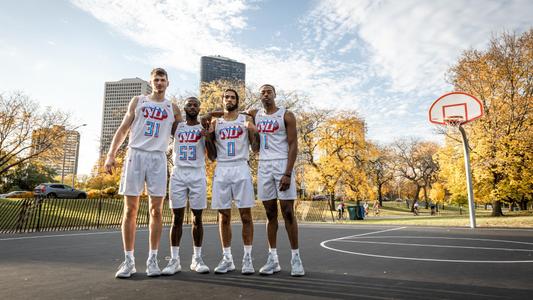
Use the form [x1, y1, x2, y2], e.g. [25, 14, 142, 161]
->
[249, 84, 304, 276]
[105, 68, 181, 278]
[205, 88, 260, 274]
[161, 97, 210, 275]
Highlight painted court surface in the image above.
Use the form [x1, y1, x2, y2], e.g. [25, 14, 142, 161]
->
[1, 224, 532, 299]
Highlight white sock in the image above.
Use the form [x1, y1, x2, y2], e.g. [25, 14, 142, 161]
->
[244, 245, 252, 255]
[149, 249, 158, 258]
[291, 249, 299, 259]
[125, 250, 135, 262]
[171, 246, 180, 259]
[269, 248, 279, 262]
[193, 246, 202, 257]
[223, 247, 232, 258]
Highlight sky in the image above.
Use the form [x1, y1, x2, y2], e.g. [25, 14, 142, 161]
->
[1, 0, 531, 176]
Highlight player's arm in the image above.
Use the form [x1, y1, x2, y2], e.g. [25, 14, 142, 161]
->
[171, 103, 183, 136]
[205, 118, 217, 161]
[279, 110, 297, 191]
[246, 115, 260, 153]
[242, 109, 258, 124]
[104, 96, 138, 174]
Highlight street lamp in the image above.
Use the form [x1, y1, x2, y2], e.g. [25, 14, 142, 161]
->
[61, 124, 87, 187]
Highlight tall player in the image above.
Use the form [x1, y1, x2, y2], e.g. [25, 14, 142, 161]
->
[105, 68, 181, 278]
[205, 88, 260, 275]
[161, 97, 210, 275]
[250, 84, 304, 276]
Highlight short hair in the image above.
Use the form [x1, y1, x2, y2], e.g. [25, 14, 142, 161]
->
[223, 88, 239, 102]
[150, 68, 168, 79]
[185, 96, 200, 104]
[259, 84, 276, 94]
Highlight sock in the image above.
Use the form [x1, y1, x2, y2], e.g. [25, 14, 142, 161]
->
[149, 249, 158, 259]
[291, 249, 299, 259]
[193, 246, 202, 257]
[171, 246, 180, 259]
[223, 247, 232, 258]
[125, 250, 135, 262]
[269, 248, 279, 262]
[244, 245, 252, 255]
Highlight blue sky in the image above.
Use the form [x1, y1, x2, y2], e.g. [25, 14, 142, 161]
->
[1, 0, 531, 176]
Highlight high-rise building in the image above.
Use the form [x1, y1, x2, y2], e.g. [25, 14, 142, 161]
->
[99, 78, 152, 157]
[31, 125, 81, 178]
[200, 55, 246, 84]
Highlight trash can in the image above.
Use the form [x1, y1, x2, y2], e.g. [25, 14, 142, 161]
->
[357, 205, 365, 220]
[347, 206, 357, 220]
[347, 206, 365, 220]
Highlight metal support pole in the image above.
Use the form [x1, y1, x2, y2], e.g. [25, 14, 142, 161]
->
[459, 126, 476, 228]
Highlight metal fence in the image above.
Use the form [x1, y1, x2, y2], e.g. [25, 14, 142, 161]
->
[0, 198, 333, 234]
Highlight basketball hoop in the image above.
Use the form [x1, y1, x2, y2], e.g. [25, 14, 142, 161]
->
[443, 115, 464, 133]
[428, 92, 484, 229]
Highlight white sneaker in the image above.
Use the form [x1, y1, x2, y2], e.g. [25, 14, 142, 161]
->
[241, 253, 255, 275]
[259, 253, 281, 275]
[214, 255, 235, 274]
[115, 256, 136, 278]
[290, 254, 305, 277]
[161, 258, 181, 275]
[146, 255, 161, 277]
[190, 255, 210, 274]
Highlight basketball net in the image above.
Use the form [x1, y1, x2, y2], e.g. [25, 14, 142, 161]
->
[444, 116, 464, 133]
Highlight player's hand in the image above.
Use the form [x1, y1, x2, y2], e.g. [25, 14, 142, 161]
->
[200, 114, 211, 130]
[104, 155, 117, 175]
[279, 174, 291, 191]
[200, 128, 208, 137]
[245, 116, 257, 131]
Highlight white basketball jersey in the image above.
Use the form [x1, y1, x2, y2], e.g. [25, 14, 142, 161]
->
[128, 96, 175, 152]
[173, 123, 205, 168]
[255, 107, 288, 160]
[215, 114, 249, 162]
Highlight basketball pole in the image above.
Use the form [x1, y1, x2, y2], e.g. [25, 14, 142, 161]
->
[458, 125, 476, 228]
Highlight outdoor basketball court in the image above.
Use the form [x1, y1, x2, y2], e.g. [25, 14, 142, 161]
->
[1, 223, 532, 299]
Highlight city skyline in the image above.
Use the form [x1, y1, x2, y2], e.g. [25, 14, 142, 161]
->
[0, 0, 531, 176]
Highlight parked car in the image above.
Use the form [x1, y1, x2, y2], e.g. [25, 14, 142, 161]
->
[312, 195, 327, 200]
[0, 191, 30, 198]
[34, 183, 87, 199]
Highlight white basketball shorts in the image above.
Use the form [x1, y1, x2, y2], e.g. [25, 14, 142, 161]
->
[169, 167, 207, 210]
[118, 148, 167, 197]
[257, 159, 297, 201]
[211, 160, 255, 209]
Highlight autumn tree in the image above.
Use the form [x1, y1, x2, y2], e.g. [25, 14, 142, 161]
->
[393, 139, 439, 211]
[447, 29, 532, 216]
[367, 144, 395, 206]
[0, 91, 73, 177]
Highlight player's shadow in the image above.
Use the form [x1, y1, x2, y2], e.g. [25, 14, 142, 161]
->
[153, 271, 530, 299]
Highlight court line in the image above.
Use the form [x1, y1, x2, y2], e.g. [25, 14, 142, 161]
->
[342, 235, 533, 246]
[334, 240, 533, 252]
[320, 228, 533, 263]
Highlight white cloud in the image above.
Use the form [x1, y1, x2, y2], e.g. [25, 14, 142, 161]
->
[71, 0, 532, 145]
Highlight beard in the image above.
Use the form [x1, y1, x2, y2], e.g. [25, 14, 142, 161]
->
[185, 111, 199, 119]
[225, 102, 238, 112]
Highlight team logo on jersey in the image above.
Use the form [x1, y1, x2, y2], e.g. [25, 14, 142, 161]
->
[219, 125, 244, 140]
[177, 129, 202, 143]
[257, 120, 280, 133]
[142, 105, 168, 121]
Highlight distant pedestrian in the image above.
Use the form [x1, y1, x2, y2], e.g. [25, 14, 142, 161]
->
[413, 201, 420, 216]
[373, 200, 380, 216]
[337, 202, 345, 220]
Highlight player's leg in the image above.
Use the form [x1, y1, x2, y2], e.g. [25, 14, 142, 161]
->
[276, 159, 304, 276]
[161, 207, 184, 275]
[115, 149, 144, 278]
[214, 208, 235, 273]
[144, 151, 168, 277]
[162, 170, 187, 275]
[233, 163, 256, 274]
[146, 195, 164, 276]
[189, 169, 209, 273]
